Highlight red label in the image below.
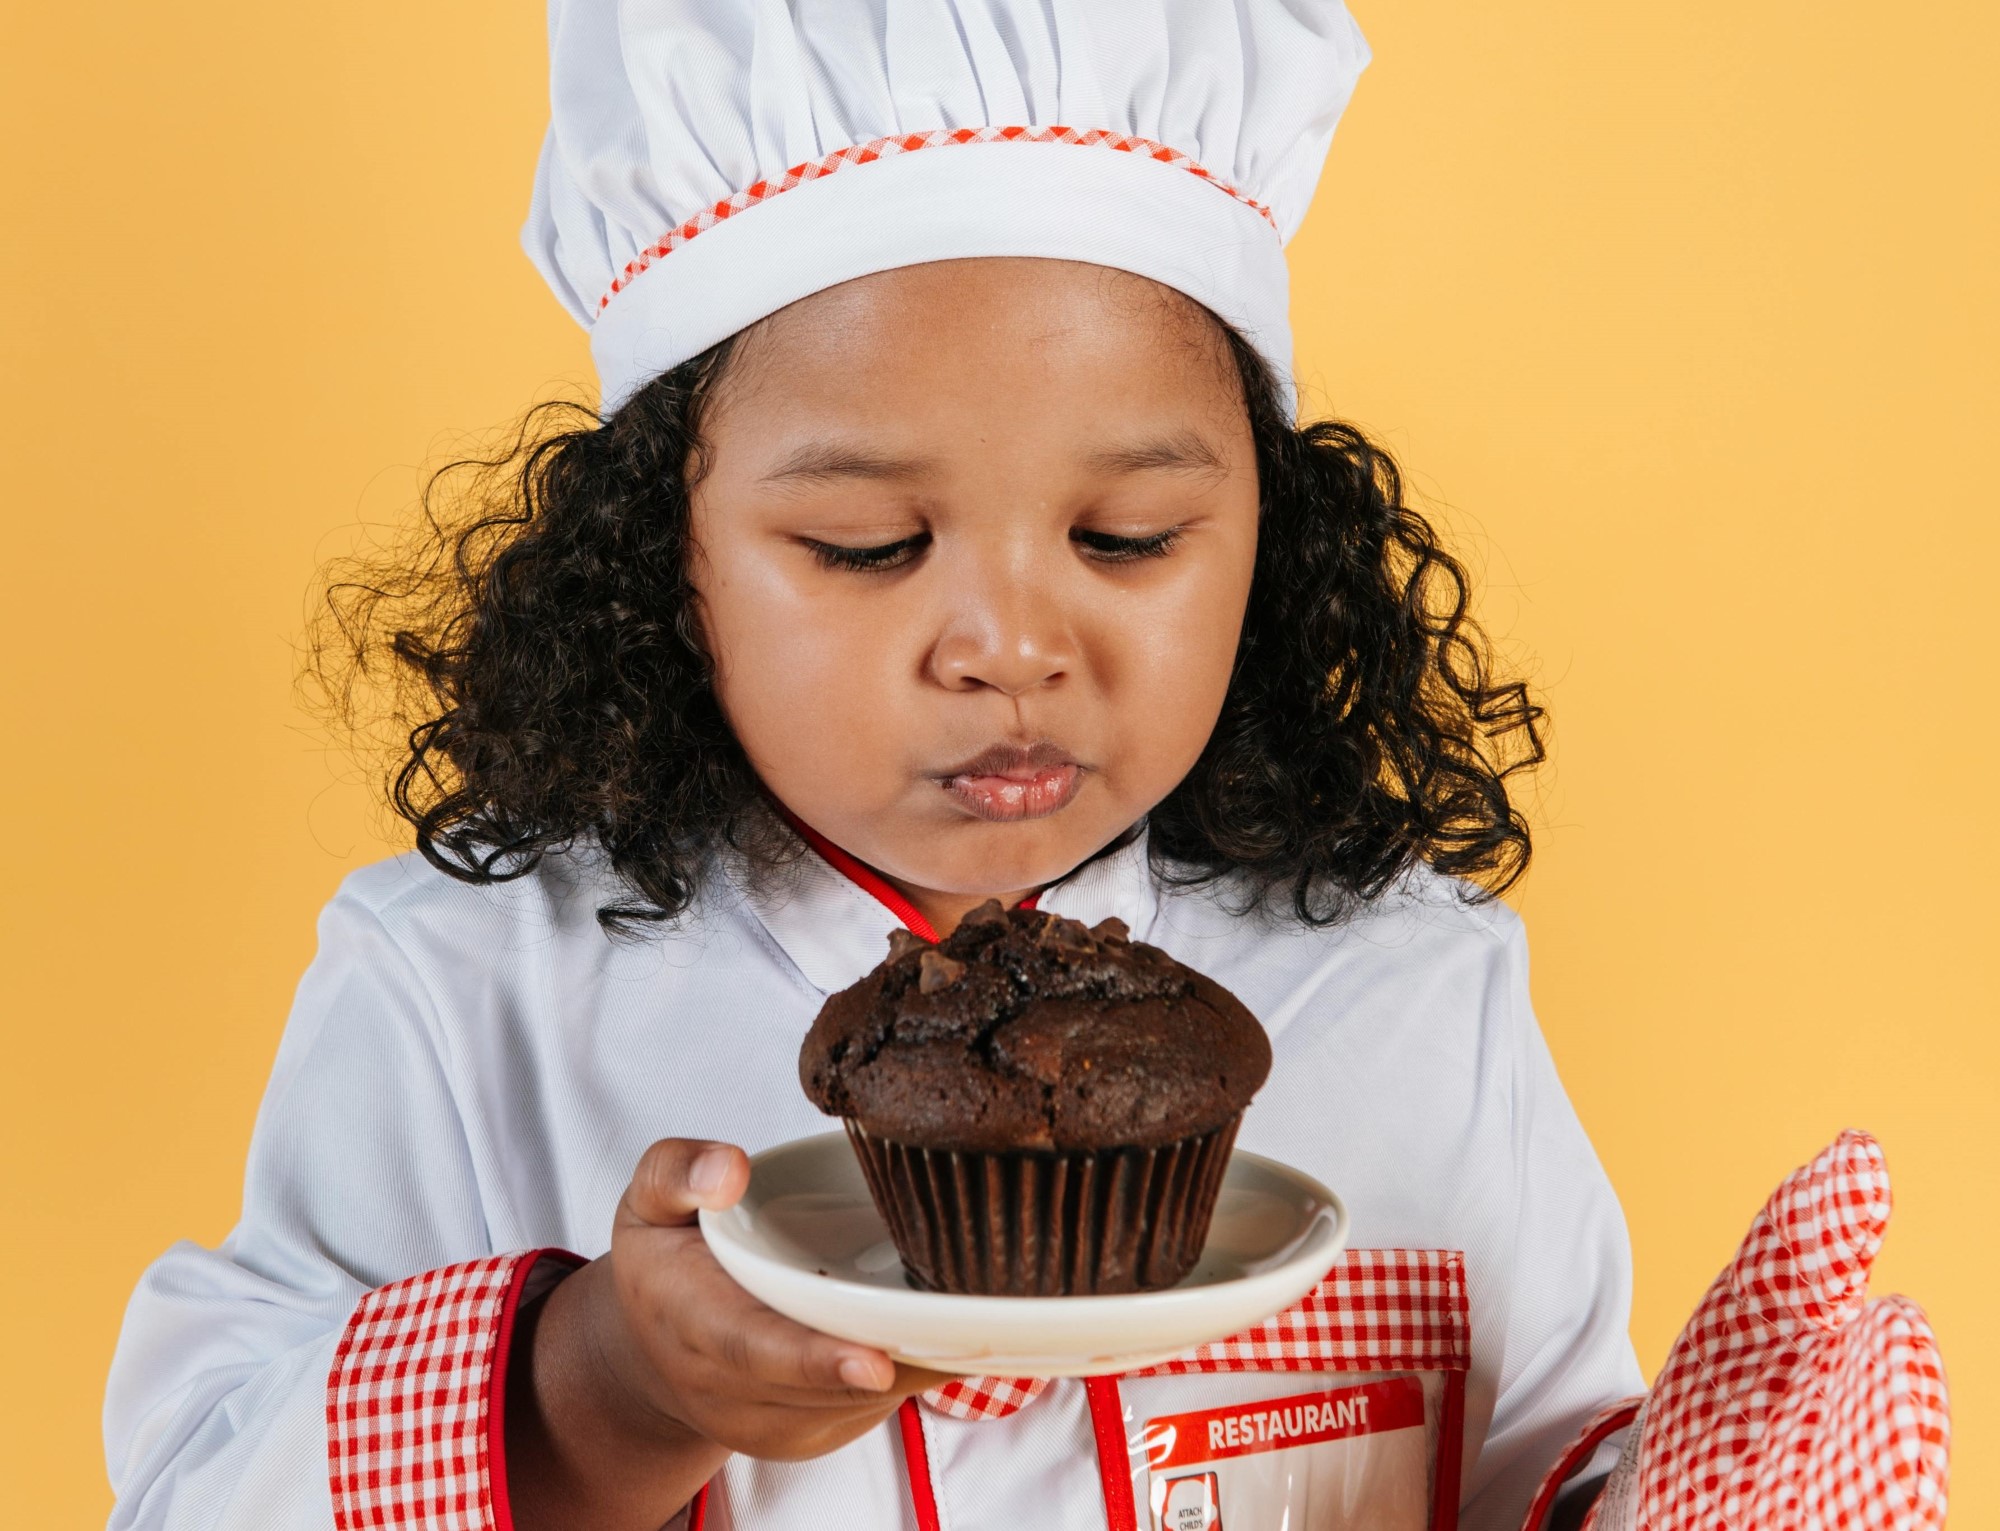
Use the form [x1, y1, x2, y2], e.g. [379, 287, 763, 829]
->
[1142, 1377, 1425, 1471]
[1159, 1470, 1222, 1530]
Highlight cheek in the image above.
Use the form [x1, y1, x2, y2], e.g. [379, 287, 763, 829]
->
[696, 550, 910, 802]
[1092, 535, 1255, 780]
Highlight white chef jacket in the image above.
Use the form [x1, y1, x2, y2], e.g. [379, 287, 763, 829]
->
[103, 819, 1644, 1530]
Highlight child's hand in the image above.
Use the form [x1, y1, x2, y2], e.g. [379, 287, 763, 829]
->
[507, 1138, 952, 1531]
[602, 1137, 951, 1455]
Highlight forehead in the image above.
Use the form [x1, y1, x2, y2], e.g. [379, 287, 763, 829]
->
[705, 257, 1245, 449]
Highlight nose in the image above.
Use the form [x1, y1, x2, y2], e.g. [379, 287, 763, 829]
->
[928, 553, 1078, 696]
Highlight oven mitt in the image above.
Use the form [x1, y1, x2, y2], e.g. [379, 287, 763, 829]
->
[1574, 1129, 1951, 1530]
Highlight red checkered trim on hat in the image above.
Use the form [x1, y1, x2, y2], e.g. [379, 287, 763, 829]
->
[598, 125, 1279, 313]
[1594, 1130, 1951, 1531]
[326, 1250, 580, 1531]
[922, 1248, 1468, 1424]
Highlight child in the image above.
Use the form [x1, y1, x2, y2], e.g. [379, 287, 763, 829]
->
[103, 4, 1947, 1530]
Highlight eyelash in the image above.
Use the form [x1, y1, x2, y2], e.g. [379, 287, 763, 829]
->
[804, 527, 1184, 572]
[1073, 526, 1184, 562]
[805, 534, 928, 572]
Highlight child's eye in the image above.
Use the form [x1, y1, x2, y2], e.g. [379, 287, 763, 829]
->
[1072, 526, 1184, 562]
[803, 533, 930, 572]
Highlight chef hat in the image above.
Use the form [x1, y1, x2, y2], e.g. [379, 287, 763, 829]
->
[522, 1, 1371, 420]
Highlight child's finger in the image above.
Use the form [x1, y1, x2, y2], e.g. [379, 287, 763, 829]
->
[682, 1261, 902, 1396]
[619, 1138, 750, 1229]
[629, 1223, 962, 1409]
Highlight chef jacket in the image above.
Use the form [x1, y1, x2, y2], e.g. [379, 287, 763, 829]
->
[103, 818, 1644, 1530]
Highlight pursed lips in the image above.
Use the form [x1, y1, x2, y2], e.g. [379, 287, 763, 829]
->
[933, 739, 1085, 822]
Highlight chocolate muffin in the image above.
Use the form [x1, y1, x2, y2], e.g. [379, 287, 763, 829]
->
[799, 900, 1271, 1295]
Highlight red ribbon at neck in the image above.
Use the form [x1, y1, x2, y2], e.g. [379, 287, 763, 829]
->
[771, 803, 1037, 942]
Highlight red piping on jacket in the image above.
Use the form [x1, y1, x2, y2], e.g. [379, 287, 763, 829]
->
[488, 1250, 588, 1531]
[1517, 1396, 1639, 1531]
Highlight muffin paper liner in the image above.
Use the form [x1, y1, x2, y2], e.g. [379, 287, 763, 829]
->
[844, 1115, 1242, 1296]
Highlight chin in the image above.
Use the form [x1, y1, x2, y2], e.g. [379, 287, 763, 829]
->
[916, 816, 1127, 894]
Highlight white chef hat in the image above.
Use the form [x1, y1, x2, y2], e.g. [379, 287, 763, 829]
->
[522, 1, 1371, 420]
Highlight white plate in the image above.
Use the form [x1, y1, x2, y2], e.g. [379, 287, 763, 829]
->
[699, 1131, 1348, 1377]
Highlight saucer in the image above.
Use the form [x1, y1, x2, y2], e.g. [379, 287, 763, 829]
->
[698, 1131, 1348, 1377]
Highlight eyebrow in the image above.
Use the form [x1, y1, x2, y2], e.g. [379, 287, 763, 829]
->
[757, 442, 937, 486]
[1079, 429, 1229, 478]
[755, 429, 1229, 486]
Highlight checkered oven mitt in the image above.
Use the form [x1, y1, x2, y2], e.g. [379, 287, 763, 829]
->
[1576, 1129, 1950, 1530]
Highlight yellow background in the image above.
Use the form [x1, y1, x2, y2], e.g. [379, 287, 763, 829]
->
[4, 2, 1991, 1523]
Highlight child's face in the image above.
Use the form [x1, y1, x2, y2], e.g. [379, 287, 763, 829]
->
[688, 257, 1260, 918]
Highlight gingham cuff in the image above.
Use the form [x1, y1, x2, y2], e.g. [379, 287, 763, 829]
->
[1517, 1396, 1644, 1531]
[326, 1249, 586, 1531]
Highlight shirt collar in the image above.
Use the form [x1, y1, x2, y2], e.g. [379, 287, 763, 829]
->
[725, 809, 1166, 997]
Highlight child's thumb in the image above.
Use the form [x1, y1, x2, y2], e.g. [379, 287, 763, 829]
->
[621, 1138, 751, 1228]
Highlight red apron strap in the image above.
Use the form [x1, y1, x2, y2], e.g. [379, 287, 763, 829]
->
[1431, 1369, 1466, 1531]
[898, 1397, 945, 1531]
[687, 1482, 707, 1531]
[1084, 1376, 1140, 1531]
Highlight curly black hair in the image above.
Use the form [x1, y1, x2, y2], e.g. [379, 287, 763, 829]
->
[307, 315, 1545, 936]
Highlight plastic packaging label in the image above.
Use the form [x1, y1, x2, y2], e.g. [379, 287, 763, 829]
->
[1134, 1374, 1433, 1531]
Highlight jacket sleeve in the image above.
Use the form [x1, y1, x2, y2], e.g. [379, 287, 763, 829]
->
[1458, 909, 1649, 1531]
[103, 882, 576, 1530]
